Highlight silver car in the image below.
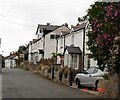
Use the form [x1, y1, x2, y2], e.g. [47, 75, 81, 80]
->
[75, 67, 107, 89]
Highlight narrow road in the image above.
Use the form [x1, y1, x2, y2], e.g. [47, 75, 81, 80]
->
[2, 68, 99, 98]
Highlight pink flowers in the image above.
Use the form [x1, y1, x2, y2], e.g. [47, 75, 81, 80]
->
[93, 18, 98, 24]
[114, 10, 118, 17]
[105, 18, 108, 22]
[105, 3, 119, 21]
[89, 2, 119, 49]
[96, 34, 113, 47]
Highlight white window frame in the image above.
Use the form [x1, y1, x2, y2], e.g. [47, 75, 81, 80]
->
[70, 54, 78, 69]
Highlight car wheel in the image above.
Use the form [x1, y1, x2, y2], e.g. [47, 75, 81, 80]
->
[94, 80, 99, 91]
[76, 78, 81, 88]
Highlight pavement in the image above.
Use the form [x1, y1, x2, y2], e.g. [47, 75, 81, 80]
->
[69, 83, 99, 96]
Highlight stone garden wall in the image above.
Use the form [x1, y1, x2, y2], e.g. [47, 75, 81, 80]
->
[20, 60, 77, 86]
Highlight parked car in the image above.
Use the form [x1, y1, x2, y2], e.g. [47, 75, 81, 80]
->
[75, 67, 108, 89]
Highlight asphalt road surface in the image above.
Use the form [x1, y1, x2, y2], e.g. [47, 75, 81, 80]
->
[2, 68, 99, 98]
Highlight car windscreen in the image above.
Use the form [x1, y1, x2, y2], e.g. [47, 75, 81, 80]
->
[86, 67, 96, 74]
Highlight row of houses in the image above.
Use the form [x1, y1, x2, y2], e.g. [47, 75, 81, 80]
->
[4, 22, 97, 70]
[28, 22, 97, 71]
[4, 53, 18, 68]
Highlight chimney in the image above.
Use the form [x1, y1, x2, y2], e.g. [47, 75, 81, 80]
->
[47, 23, 50, 25]
[64, 23, 68, 27]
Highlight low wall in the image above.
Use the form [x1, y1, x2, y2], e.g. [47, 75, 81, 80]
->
[20, 61, 77, 86]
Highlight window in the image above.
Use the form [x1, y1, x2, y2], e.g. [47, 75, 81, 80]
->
[70, 54, 78, 69]
[67, 55, 69, 67]
[50, 35, 55, 39]
[39, 29, 42, 33]
[93, 68, 98, 73]
[35, 53, 38, 62]
[60, 38, 63, 49]
[50, 35, 60, 39]
[56, 35, 60, 39]
[64, 54, 69, 67]
[86, 67, 97, 74]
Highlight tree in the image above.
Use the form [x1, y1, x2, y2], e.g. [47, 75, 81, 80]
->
[17, 45, 28, 66]
[87, 1, 120, 98]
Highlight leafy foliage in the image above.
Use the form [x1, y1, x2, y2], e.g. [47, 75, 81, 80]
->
[87, 2, 120, 70]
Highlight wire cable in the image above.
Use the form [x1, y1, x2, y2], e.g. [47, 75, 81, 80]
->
[0, 17, 36, 27]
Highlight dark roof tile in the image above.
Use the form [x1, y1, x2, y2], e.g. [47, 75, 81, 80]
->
[64, 46, 82, 54]
[72, 22, 87, 32]
[36, 24, 60, 35]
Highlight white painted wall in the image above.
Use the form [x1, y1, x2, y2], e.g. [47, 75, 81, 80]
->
[5, 59, 16, 68]
[37, 38, 44, 61]
[74, 30, 83, 50]
[90, 58, 98, 67]
[44, 25, 70, 59]
[58, 37, 63, 54]
[44, 32, 56, 58]
[28, 25, 70, 61]
[28, 37, 44, 62]
[28, 43, 32, 62]
[58, 26, 97, 69]
[65, 34, 72, 46]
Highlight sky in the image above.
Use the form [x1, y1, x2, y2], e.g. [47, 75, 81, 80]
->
[0, 0, 95, 56]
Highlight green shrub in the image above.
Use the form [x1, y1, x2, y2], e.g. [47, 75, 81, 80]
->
[47, 66, 51, 73]
[59, 69, 63, 81]
[26, 67, 29, 71]
[46, 75, 51, 80]
[62, 66, 68, 78]
[39, 64, 44, 70]
[102, 74, 109, 80]
[41, 66, 45, 73]
[55, 66, 59, 71]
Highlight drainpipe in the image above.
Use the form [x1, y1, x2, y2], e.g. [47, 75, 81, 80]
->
[83, 28, 85, 70]
[63, 35, 65, 50]
[56, 38, 58, 56]
[43, 36, 45, 59]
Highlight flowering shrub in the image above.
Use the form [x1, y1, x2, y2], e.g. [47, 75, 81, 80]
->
[87, 2, 120, 67]
[96, 34, 114, 48]
[87, 1, 120, 98]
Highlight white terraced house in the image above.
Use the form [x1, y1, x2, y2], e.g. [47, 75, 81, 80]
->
[28, 23, 70, 63]
[28, 22, 97, 71]
[57, 22, 97, 71]
[44, 25, 70, 59]
[5, 54, 18, 68]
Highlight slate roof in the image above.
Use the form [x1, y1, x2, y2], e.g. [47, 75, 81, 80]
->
[60, 23, 87, 37]
[72, 22, 87, 32]
[5, 54, 16, 59]
[36, 24, 60, 35]
[61, 31, 70, 36]
[64, 46, 82, 54]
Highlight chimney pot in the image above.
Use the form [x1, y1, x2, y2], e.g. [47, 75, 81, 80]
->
[47, 23, 50, 25]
